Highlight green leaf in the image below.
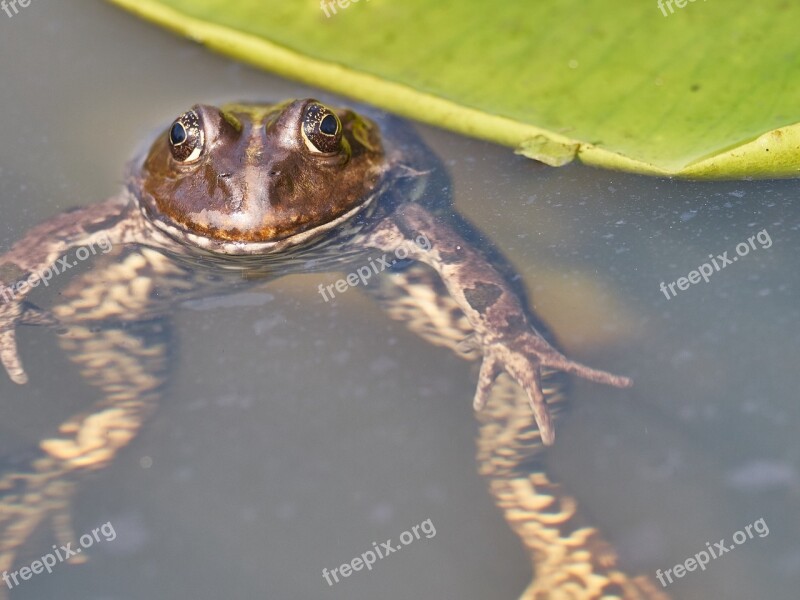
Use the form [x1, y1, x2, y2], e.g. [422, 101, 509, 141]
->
[106, 0, 800, 179]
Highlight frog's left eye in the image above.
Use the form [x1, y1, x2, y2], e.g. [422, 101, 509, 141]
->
[168, 110, 204, 163]
[301, 103, 342, 154]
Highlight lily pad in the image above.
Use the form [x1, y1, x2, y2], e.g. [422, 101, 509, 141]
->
[107, 0, 800, 179]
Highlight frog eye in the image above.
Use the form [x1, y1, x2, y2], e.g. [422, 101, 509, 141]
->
[168, 110, 204, 163]
[300, 103, 342, 154]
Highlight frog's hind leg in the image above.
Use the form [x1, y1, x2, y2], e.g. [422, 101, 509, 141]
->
[477, 373, 669, 600]
[367, 263, 668, 599]
[0, 318, 170, 596]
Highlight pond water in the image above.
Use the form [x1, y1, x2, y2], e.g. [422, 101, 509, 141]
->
[1, 2, 798, 599]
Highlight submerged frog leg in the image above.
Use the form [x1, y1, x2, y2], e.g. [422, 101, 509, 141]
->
[366, 263, 668, 599]
[0, 196, 149, 384]
[479, 374, 670, 600]
[0, 244, 186, 597]
[362, 202, 631, 445]
[0, 319, 170, 597]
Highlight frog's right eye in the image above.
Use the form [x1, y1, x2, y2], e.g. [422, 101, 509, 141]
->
[300, 102, 342, 154]
[168, 110, 204, 163]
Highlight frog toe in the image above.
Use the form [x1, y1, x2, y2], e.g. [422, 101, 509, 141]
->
[475, 342, 557, 444]
[0, 328, 27, 384]
[473, 353, 503, 411]
[540, 351, 633, 389]
[516, 364, 555, 445]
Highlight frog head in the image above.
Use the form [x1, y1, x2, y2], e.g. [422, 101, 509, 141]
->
[133, 99, 386, 254]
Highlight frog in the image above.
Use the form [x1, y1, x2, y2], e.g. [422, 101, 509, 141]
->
[0, 99, 667, 599]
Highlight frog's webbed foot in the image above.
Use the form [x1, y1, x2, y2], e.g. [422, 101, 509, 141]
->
[362, 202, 633, 444]
[474, 332, 632, 446]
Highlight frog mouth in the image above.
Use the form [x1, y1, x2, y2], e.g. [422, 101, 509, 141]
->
[135, 188, 381, 257]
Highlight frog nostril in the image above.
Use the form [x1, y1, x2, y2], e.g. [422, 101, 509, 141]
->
[218, 172, 232, 179]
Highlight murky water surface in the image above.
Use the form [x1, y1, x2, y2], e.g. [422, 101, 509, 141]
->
[1, 2, 798, 599]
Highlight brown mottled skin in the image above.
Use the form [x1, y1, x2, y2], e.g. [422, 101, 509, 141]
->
[139, 101, 384, 244]
[0, 99, 661, 599]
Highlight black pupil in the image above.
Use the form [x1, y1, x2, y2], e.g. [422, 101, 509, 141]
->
[170, 122, 187, 145]
[320, 114, 338, 136]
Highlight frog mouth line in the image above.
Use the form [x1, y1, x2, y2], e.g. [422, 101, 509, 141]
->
[136, 191, 381, 257]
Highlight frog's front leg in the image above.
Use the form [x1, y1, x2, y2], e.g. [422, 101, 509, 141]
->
[0, 196, 146, 384]
[362, 202, 631, 445]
